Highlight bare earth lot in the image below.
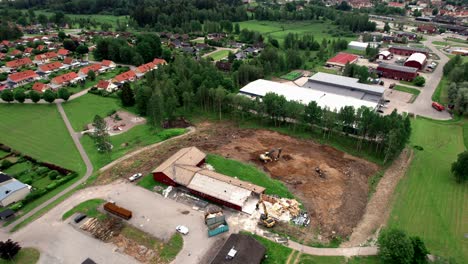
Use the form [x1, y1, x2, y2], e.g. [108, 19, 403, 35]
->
[97, 122, 379, 239]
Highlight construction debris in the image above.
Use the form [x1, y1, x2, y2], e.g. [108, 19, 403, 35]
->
[292, 211, 311, 227]
[259, 195, 301, 222]
[80, 217, 123, 242]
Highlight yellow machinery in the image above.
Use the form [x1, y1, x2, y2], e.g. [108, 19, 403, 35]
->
[259, 201, 276, 228]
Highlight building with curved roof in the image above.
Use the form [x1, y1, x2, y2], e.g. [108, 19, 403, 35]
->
[404, 52, 427, 69]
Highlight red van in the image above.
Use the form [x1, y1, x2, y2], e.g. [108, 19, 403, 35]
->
[432, 102, 445, 111]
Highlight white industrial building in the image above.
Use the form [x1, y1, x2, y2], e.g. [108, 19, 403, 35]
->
[0, 173, 31, 207]
[348, 41, 369, 51]
[239, 72, 385, 111]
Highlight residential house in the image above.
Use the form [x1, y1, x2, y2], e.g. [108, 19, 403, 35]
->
[24, 47, 34, 56]
[134, 62, 156, 77]
[32, 82, 49, 93]
[417, 25, 437, 34]
[7, 70, 39, 87]
[388, 2, 404, 8]
[101, 60, 116, 69]
[57, 48, 70, 59]
[96, 80, 118, 92]
[34, 52, 58, 64]
[0, 173, 30, 207]
[113, 70, 137, 84]
[152, 58, 167, 67]
[9, 49, 22, 58]
[63, 57, 80, 69]
[50, 72, 82, 88]
[0, 53, 6, 61]
[78, 64, 103, 77]
[38, 61, 63, 74]
[6, 58, 33, 69]
[235, 51, 247, 60]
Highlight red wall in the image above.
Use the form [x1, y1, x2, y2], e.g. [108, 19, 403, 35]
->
[389, 48, 428, 56]
[153, 172, 177, 186]
[188, 188, 242, 211]
[377, 67, 418, 81]
[404, 60, 425, 70]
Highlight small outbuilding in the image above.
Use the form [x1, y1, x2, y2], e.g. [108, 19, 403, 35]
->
[404, 52, 427, 69]
[378, 51, 392, 60]
[348, 41, 369, 51]
[210, 233, 266, 264]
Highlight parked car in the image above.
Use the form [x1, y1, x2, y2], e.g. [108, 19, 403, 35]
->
[74, 213, 87, 223]
[432, 102, 445, 111]
[128, 173, 142, 182]
[176, 225, 189, 235]
[389, 83, 396, 89]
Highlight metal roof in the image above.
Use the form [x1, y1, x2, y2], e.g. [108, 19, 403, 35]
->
[389, 45, 429, 53]
[377, 62, 418, 73]
[0, 180, 28, 201]
[348, 41, 369, 48]
[307, 72, 385, 96]
[405, 52, 427, 64]
[239, 79, 379, 111]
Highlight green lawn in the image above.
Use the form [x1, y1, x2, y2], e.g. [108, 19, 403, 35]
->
[208, 50, 230, 61]
[432, 77, 449, 104]
[3, 162, 33, 176]
[238, 20, 355, 44]
[280, 71, 302, 81]
[62, 93, 122, 131]
[388, 118, 468, 262]
[159, 233, 184, 262]
[62, 198, 106, 220]
[0, 104, 84, 173]
[30, 10, 129, 30]
[246, 233, 292, 264]
[0, 248, 40, 264]
[82, 126, 186, 170]
[206, 154, 294, 198]
[298, 255, 344, 264]
[137, 173, 167, 191]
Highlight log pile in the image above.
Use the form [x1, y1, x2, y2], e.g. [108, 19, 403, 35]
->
[80, 217, 123, 242]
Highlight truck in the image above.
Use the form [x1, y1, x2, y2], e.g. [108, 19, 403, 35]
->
[207, 220, 229, 237]
[103, 202, 132, 220]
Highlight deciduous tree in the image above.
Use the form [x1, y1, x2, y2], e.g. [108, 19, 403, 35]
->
[29, 90, 41, 103]
[1, 90, 14, 103]
[13, 88, 25, 103]
[43, 89, 56, 103]
[451, 151, 468, 183]
[121, 82, 135, 107]
[0, 239, 21, 260]
[58, 88, 70, 101]
[378, 228, 414, 264]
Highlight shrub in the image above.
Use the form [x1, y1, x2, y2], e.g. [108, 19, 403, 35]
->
[0, 160, 13, 170]
[378, 228, 414, 264]
[48, 170, 59, 180]
[23, 188, 48, 203]
[9, 202, 23, 211]
[413, 76, 425, 87]
[46, 182, 59, 191]
[34, 166, 50, 176]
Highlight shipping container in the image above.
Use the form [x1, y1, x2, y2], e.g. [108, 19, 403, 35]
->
[103, 202, 132, 220]
[207, 221, 229, 237]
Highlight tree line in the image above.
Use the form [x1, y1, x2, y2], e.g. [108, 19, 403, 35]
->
[443, 55, 468, 114]
[122, 55, 410, 163]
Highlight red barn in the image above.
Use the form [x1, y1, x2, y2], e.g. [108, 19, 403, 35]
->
[417, 25, 437, 34]
[404, 53, 427, 70]
[389, 46, 429, 56]
[152, 147, 265, 212]
[326, 53, 359, 68]
[377, 63, 419, 81]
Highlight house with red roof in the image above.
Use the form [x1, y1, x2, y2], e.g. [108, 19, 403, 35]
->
[96, 80, 117, 92]
[113, 70, 137, 84]
[63, 57, 80, 69]
[6, 58, 33, 69]
[153, 58, 168, 67]
[32, 82, 49, 93]
[134, 62, 156, 76]
[50, 72, 83, 88]
[38, 61, 64, 74]
[24, 47, 34, 56]
[1, 40, 12, 47]
[34, 52, 58, 64]
[326, 53, 359, 68]
[57, 49, 70, 59]
[36, 45, 45, 51]
[9, 49, 22, 58]
[101, 60, 116, 69]
[0, 53, 6, 60]
[7, 70, 39, 87]
[78, 64, 102, 76]
[388, 2, 404, 8]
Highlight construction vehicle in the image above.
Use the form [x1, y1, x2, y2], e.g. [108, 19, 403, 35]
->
[259, 148, 282, 163]
[259, 201, 276, 228]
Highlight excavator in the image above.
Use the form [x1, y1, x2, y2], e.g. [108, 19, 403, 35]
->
[259, 200, 276, 228]
[259, 148, 282, 163]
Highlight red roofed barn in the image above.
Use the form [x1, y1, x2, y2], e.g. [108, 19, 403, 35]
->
[326, 53, 359, 68]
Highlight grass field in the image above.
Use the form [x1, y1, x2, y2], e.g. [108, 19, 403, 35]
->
[432, 77, 449, 104]
[280, 71, 302, 81]
[137, 173, 167, 192]
[82, 126, 186, 170]
[206, 154, 294, 198]
[62, 198, 106, 220]
[30, 10, 129, 30]
[238, 20, 355, 44]
[208, 50, 230, 61]
[0, 104, 84, 173]
[0, 248, 40, 264]
[62, 94, 122, 131]
[389, 118, 468, 262]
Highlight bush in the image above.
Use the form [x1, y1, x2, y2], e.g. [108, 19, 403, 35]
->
[413, 76, 425, 87]
[0, 160, 13, 169]
[9, 202, 23, 211]
[378, 228, 414, 264]
[34, 166, 50, 176]
[48, 170, 59, 180]
[45, 182, 60, 191]
[23, 188, 48, 203]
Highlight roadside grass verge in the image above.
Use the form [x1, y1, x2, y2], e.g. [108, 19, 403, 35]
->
[388, 118, 468, 262]
[62, 198, 106, 220]
[393, 85, 421, 103]
[208, 50, 230, 61]
[0, 104, 84, 173]
[82, 126, 186, 170]
[0, 248, 40, 264]
[206, 154, 294, 198]
[431, 77, 449, 104]
[159, 233, 184, 262]
[298, 254, 344, 264]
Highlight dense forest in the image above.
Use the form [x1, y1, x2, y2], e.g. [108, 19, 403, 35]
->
[443, 56, 468, 114]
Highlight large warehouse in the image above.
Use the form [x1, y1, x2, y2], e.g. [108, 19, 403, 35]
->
[389, 46, 429, 56]
[404, 52, 427, 69]
[240, 72, 385, 111]
[152, 147, 265, 213]
[377, 63, 419, 81]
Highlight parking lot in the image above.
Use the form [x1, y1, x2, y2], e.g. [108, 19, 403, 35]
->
[2, 181, 226, 264]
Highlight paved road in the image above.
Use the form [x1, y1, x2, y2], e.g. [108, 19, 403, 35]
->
[400, 35, 452, 120]
[3, 103, 94, 231]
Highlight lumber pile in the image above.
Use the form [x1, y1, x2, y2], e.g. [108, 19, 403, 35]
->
[261, 194, 301, 222]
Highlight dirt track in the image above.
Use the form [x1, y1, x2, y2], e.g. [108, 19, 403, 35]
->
[97, 122, 379, 238]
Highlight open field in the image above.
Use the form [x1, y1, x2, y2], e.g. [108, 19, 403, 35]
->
[238, 20, 355, 44]
[389, 118, 468, 262]
[0, 248, 40, 264]
[29, 10, 129, 30]
[0, 104, 84, 173]
[63, 93, 122, 131]
[208, 49, 230, 61]
[62, 198, 106, 220]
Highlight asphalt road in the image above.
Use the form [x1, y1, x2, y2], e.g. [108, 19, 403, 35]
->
[3, 102, 94, 231]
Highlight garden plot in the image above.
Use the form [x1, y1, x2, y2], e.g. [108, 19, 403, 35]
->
[86, 111, 146, 136]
